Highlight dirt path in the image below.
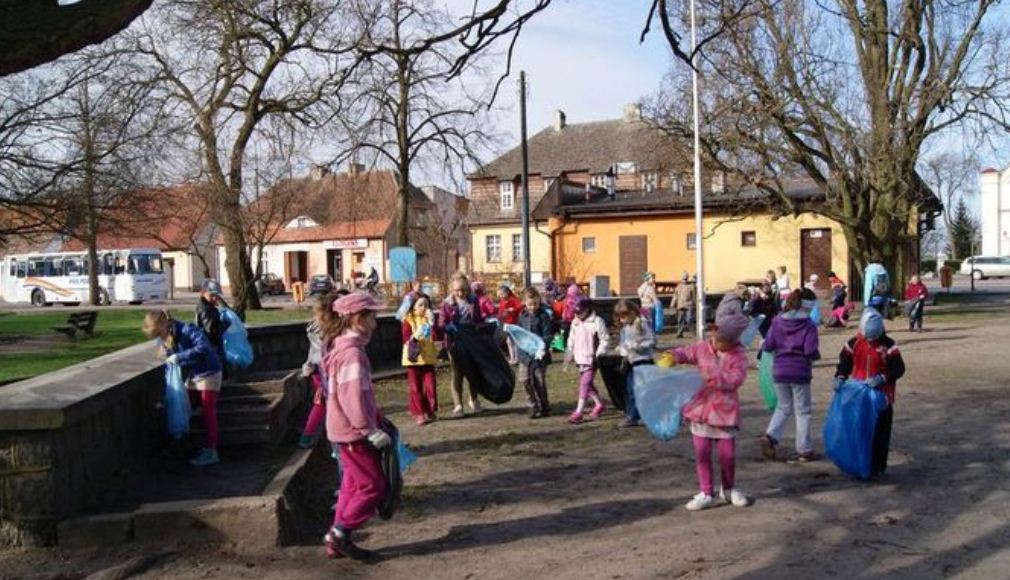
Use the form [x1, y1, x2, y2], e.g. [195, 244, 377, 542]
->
[4, 308, 1010, 580]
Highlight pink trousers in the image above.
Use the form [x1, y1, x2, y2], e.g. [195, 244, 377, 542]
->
[406, 365, 438, 418]
[332, 442, 387, 531]
[188, 390, 219, 449]
[692, 435, 735, 495]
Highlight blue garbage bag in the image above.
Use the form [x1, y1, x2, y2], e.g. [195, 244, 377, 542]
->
[398, 440, 418, 471]
[740, 315, 765, 349]
[220, 307, 254, 368]
[810, 301, 822, 325]
[395, 293, 413, 321]
[502, 323, 546, 359]
[632, 365, 703, 441]
[653, 301, 665, 334]
[164, 363, 191, 439]
[823, 379, 890, 479]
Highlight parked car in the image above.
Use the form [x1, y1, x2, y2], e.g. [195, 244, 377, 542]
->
[308, 274, 335, 296]
[960, 256, 1010, 280]
[256, 273, 286, 296]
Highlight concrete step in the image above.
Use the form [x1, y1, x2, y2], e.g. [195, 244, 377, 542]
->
[215, 393, 282, 408]
[188, 424, 272, 446]
[223, 380, 286, 396]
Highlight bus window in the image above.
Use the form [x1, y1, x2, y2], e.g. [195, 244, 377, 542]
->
[129, 254, 163, 275]
[64, 257, 83, 276]
[7, 260, 14, 278]
[43, 257, 63, 277]
[16, 261, 26, 278]
[27, 258, 43, 277]
[115, 257, 125, 275]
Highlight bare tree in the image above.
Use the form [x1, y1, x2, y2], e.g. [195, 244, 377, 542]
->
[643, 0, 1008, 285]
[921, 151, 978, 260]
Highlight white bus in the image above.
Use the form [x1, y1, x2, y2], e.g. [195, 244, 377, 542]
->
[0, 248, 168, 306]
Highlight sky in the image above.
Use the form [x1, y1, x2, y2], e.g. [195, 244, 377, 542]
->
[453, 0, 674, 150]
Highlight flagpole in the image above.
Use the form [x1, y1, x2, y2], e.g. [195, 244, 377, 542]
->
[690, 0, 706, 337]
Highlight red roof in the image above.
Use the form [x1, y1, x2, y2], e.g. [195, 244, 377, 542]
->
[265, 218, 391, 244]
[981, 167, 1000, 174]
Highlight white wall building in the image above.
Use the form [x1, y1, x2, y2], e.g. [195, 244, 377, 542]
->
[979, 167, 1010, 256]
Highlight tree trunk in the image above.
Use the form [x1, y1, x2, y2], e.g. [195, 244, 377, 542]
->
[395, 55, 411, 248]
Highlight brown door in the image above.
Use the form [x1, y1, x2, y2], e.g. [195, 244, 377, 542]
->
[285, 251, 308, 285]
[619, 235, 648, 295]
[800, 229, 832, 291]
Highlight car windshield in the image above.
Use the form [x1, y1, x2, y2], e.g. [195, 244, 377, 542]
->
[127, 254, 163, 274]
[312, 275, 330, 282]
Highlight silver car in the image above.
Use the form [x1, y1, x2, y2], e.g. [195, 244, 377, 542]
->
[960, 256, 1010, 280]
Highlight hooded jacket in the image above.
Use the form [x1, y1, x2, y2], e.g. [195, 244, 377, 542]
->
[165, 320, 222, 378]
[517, 304, 554, 365]
[324, 330, 382, 443]
[562, 285, 582, 323]
[762, 311, 821, 384]
[566, 312, 609, 366]
[437, 293, 484, 349]
[672, 340, 748, 428]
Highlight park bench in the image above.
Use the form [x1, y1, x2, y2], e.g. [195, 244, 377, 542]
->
[51, 311, 99, 339]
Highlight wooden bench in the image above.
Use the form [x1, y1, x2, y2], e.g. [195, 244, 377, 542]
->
[51, 311, 99, 339]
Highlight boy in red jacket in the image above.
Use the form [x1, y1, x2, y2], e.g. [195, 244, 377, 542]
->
[903, 275, 929, 332]
[834, 307, 906, 477]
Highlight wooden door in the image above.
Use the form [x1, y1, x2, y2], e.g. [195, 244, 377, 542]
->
[800, 229, 832, 291]
[619, 235, 648, 295]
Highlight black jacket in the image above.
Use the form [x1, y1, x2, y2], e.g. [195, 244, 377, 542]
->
[517, 305, 553, 365]
[195, 297, 226, 349]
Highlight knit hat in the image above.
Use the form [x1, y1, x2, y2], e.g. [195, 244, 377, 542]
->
[642, 271, 655, 281]
[332, 292, 382, 316]
[575, 296, 592, 314]
[201, 278, 223, 297]
[471, 281, 485, 296]
[714, 294, 749, 343]
[860, 307, 884, 340]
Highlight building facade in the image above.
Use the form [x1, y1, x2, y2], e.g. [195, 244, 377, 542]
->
[979, 167, 1010, 256]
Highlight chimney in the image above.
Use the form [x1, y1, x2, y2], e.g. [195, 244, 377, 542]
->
[606, 167, 615, 200]
[623, 103, 642, 122]
[712, 171, 726, 194]
[584, 180, 591, 202]
[310, 164, 331, 181]
[672, 173, 684, 197]
[554, 110, 566, 131]
[348, 162, 365, 175]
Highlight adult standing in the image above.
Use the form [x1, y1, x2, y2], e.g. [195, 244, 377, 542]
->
[437, 273, 486, 417]
[673, 272, 697, 338]
[638, 271, 660, 328]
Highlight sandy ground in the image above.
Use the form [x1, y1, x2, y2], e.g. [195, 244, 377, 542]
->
[4, 299, 1010, 580]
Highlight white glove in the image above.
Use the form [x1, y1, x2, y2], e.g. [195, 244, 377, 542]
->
[165, 354, 179, 366]
[535, 347, 546, 361]
[301, 363, 314, 378]
[367, 430, 391, 449]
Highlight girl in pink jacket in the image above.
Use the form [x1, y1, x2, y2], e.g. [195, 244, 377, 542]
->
[321, 292, 388, 560]
[669, 294, 752, 511]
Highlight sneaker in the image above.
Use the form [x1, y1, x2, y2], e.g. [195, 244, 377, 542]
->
[720, 487, 751, 507]
[529, 408, 543, 419]
[451, 405, 464, 418]
[685, 492, 715, 511]
[415, 416, 428, 426]
[189, 448, 220, 467]
[323, 527, 375, 561]
[298, 434, 314, 448]
[589, 402, 607, 419]
[469, 400, 484, 415]
[540, 405, 552, 418]
[619, 417, 640, 428]
[758, 434, 778, 460]
[568, 411, 584, 424]
[787, 452, 820, 463]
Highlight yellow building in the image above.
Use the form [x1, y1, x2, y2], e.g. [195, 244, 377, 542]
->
[468, 223, 553, 281]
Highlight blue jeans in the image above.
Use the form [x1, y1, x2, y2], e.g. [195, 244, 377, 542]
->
[765, 382, 813, 454]
[624, 360, 654, 420]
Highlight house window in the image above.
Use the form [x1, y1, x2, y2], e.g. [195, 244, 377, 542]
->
[512, 234, 522, 262]
[544, 177, 556, 193]
[499, 181, 514, 210]
[590, 174, 608, 188]
[642, 172, 658, 193]
[687, 233, 697, 250]
[582, 237, 596, 253]
[741, 231, 757, 247]
[486, 234, 502, 263]
[260, 251, 269, 275]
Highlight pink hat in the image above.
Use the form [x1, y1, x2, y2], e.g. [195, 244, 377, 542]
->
[331, 292, 382, 316]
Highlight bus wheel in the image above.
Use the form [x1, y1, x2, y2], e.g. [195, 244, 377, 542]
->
[99, 289, 111, 306]
[128, 300, 143, 305]
[65, 302, 80, 307]
[31, 289, 46, 307]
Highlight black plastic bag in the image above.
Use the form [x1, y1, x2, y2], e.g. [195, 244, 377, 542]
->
[597, 354, 629, 411]
[378, 418, 402, 520]
[407, 337, 421, 363]
[449, 323, 515, 404]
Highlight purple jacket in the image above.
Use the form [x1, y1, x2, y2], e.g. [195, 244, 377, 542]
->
[762, 313, 820, 384]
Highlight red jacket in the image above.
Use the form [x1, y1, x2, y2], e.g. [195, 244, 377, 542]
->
[835, 334, 906, 405]
[498, 295, 523, 325]
[904, 282, 928, 301]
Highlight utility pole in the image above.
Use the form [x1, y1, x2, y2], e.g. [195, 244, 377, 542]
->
[519, 71, 532, 288]
[690, 0, 706, 337]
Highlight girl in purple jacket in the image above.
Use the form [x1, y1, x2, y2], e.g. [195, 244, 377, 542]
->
[758, 288, 821, 462]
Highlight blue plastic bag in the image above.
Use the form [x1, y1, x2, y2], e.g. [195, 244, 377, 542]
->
[164, 363, 191, 439]
[823, 379, 890, 479]
[740, 315, 765, 349]
[397, 440, 418, 471]
[220, 307, 254, 368]
[652, 301, 664, 334]
[632, 365, 703, 441]
[502, 323, 546, 359]
[395, 293, 413, 321]
[810, 301, 822, 325]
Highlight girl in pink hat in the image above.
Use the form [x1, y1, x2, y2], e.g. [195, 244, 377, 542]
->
[320, 292, 388, 560]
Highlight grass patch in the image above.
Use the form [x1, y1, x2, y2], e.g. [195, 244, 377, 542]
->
[0, 308, 311, 383]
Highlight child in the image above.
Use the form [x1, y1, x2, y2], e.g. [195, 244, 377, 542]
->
[517, 287, 554, 418]
[472, 282, 498, 319]
[776, 265, 792, 303]
[561, 283, 583, 343]
[497, 284, 524, 364]
[748, 283, 778, 339]
[321, 292, 389, 560]
[673, 272, 696, 338]
[759, 288, 821, 462]
[834, 307, 906, 478]
[195, 278, 228, 372]
[903, 275, 928, 332]
[825, 302, 855, 328]
[298, 290, 341, 447]
[638, 271, 659, 319]
[437, 273, 485, 417]
[143, 310, 223, 467]
[668, 295, 751, 510]
[564, 296, 609, 424]
[394, 279, 422, 321]
[402, 293, 438, 425]
[614, 298, 656, 428]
